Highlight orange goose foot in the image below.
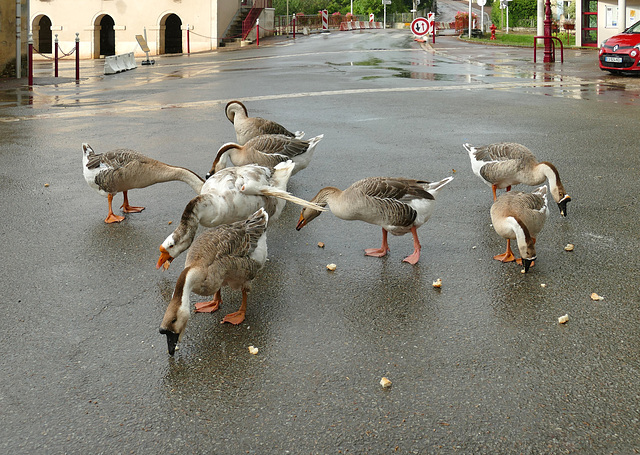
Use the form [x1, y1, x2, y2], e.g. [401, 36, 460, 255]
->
[105, 212, 125, 223]
[364, 247, 390, 258]
[220, 289, 247, 325]
[402, 226, 421, 264]
[365, 228, 390, 258]
[494, 239, 516, 263]
[195, 290, 222, 313]
[121, 191, 145, 213]
[105, 194, 125, 223]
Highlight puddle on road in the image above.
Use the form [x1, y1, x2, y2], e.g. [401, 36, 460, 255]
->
[0, 88, 35, 107]
[529, 82, 640, 104]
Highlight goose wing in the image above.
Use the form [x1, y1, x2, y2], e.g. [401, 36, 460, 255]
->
[351, 178, 425, 227]
[247, 134, 311, 159]
[188, 209, 268, 264]
[250, 118, 297, 138]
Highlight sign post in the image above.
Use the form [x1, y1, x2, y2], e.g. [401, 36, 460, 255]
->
[477, 0, 486, 34]
[427, 12, 435, 43]
[383, 0, 392, 29]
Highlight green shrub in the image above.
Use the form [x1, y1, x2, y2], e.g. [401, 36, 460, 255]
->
[490, 0, 536, 28]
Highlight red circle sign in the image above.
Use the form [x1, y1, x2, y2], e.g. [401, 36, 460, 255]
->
[411, 17, 430, 36]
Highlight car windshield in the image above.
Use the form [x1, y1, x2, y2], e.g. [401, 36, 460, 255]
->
[625, 21, 640, 33]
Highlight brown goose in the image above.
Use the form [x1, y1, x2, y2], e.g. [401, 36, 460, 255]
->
[296, 176, 454, 264]
[159, 208, 269, 356]
[464, 142, 571, 216]
[206, 133, 324, 178]
[225, 100, 304, 145]
[82, 143, 204, 223]
[490, 185, 549, 273]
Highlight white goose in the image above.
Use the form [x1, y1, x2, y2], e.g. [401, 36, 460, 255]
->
[490, 185, 549, 273]
[226, 100, 304, 145]
[82, 143, 204, 223]
[296, 176, 454, 264]
[464, 142, 571, 216]
[157, 161, 325, 270]
[159, 208, 269, 356]
[206, 133, 324, 178]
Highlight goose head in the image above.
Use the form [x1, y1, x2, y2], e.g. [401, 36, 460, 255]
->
[557, 194, 571, 217]
[156, 231, 191, 270]
[206, 143, 237, 179]
[159, 296, 190, 356]
[549, 182, 571, 216]
[517, 237, 537, 273]
[225, 100, 247, 123]
[296, 206, 324, 230]
[542, 163, 571, 217]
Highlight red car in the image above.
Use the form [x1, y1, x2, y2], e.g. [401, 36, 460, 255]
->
[599, 21, 640, 74]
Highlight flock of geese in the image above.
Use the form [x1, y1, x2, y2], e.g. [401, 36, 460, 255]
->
[82, 101, 571, 356]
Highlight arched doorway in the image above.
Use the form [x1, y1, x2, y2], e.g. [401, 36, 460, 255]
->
[37, 16, 52, 54]
[99, 15, 116, 56]
[164, 14, 183, 54]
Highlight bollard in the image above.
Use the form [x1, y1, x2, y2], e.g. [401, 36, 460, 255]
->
[28, 32, 33, 86]
[256, 19, 259, 47]
[75, 33, 80, 82]
[54, 34, 59, 77]
[187, 24, 190, 54]
[292, 15, 296, 39]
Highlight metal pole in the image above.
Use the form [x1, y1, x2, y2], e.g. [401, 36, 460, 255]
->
[293, 15, 296, 39]
[506, 5, 509, 33]
[16, 0, 22, 79]
[468, 0, 472, 38]
[28, 33, 33, 86]
[54, 34, 58, 77]
[543, 0, 553, 62]
[187, 24, 190, 54]
[75, 32, 80, 82]
[384, 3, 386, 29]
[256, 19, 259, 47]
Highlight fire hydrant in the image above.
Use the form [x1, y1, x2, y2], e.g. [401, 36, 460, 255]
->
[490, 23, 496, 40]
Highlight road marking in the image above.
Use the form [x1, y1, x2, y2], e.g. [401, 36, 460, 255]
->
[0, 80, 597, 122]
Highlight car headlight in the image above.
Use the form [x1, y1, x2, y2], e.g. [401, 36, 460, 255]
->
[600, 39, 608, 47]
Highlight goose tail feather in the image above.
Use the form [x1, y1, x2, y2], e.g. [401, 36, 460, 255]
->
[259, 187, 327, 211]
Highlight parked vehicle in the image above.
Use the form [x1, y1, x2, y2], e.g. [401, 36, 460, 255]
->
[599, 21, 640, 74]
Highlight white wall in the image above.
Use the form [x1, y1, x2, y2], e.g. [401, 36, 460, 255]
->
[30, 0, 245, 59]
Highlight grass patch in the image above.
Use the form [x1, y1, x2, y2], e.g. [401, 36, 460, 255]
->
[460, 31, 576, 47]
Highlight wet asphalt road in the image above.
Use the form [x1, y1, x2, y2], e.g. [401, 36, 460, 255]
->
[1, 30, 639, 453]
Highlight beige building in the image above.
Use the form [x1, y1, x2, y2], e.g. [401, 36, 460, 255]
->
[26, 0, 273, 60]
[1, 0, 29, 76]
[569, 0, 640, 46]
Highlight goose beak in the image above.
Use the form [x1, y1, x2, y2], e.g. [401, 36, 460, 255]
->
[295, 214, 307, 231]
[156, 246, 174, 270]
[558, 195, 571, 217]
[159, 328, 179, 356]
[522, 257, 535, 273]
